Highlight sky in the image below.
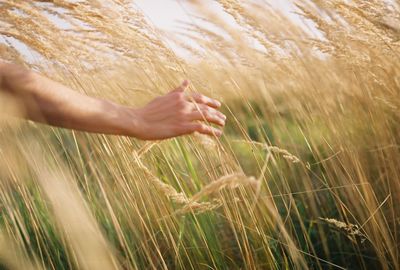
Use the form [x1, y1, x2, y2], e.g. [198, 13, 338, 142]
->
[134, 0, 301, 32]
[1, 0, 316, 62]
[132, 0, 315, 58]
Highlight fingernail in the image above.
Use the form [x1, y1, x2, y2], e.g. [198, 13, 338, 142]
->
[215, 100, 221, 107]
[182, 80, 189, 87]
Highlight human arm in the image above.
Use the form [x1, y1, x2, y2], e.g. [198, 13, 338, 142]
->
[0, 62, 226, 140]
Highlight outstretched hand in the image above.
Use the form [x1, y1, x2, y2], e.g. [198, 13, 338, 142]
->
[0, 63, 225, 140]
[131, 80, 226, 140]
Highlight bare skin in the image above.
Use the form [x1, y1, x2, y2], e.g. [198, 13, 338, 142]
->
[0, 62, 226, 140]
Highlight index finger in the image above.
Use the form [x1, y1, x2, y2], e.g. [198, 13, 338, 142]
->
[187, 93, 221, 108]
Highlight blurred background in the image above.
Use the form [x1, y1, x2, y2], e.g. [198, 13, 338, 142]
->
[1, 1, 399, 270]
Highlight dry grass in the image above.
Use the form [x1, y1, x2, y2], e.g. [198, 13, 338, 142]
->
[0, 0, 399, 269]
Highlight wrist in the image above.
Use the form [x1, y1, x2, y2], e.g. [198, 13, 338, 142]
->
[117, 106, 144, 138]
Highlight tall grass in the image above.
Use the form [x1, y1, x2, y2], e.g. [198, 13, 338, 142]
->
[1, 0, 399, 269]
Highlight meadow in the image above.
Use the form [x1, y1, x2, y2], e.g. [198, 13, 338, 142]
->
[0, 0, 399, 269]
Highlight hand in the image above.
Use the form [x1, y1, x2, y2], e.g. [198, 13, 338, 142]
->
[129, 80, 226, 140]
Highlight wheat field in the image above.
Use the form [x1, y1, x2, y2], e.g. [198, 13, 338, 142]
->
[0, 0, 399, 269]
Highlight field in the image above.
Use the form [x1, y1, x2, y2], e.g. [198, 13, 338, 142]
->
[0, 1, 399, 269]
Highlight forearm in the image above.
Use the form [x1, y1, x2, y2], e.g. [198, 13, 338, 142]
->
[0, 62, 137, 136]
[0, 62, 225, 140]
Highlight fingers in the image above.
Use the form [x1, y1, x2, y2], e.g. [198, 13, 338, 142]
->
[183, 123, 223, 137]
[187, 93, 221, 108]
[187, 105, 226, 126]
[196, 104, 226, 121]
[187, 111, 225, 126]
[167, 80, 225, 138]
[170, 81, 221, 109]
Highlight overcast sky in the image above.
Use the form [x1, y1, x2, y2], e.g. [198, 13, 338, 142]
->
[132, 0, 316, 58]
[134, 0, 301, 32]
[2, 1, 315, 62]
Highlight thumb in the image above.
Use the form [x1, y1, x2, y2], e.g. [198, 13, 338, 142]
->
[181, 79, 189, 89]
[171, 80, 189, 93]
